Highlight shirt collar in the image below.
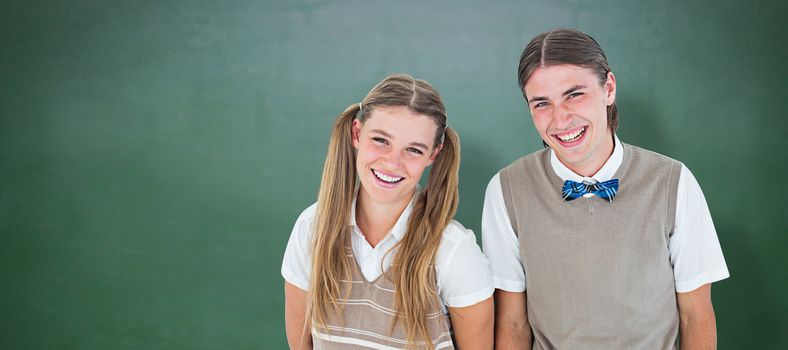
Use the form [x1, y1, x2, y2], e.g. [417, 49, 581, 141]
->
[349, 189, 417, 242]
[549, 134, 623, 183]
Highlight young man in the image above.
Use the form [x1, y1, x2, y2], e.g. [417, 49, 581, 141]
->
[482, 29, 729, 349]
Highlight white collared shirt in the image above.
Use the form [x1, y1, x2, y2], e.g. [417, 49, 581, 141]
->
[482, 135, 730, 293]
[282, 193, 494, 309]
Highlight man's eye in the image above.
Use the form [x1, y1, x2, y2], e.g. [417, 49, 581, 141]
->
[568, 92, 583, 99]
[533, 102, 548, 109]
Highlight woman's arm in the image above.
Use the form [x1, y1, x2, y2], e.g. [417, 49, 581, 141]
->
[284, 282, 312, 350]
[448, 297, 494, 349]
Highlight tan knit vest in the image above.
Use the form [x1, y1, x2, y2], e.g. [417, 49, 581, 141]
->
[500, 143, 682, 350]
[312, 246, 454, 349]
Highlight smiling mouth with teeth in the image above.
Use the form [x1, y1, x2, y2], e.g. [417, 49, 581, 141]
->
[372, 169, 404, 184]
[556, 126, 586, 142]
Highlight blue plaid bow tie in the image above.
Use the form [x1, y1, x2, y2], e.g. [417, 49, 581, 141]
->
[561, 179, 619, 202]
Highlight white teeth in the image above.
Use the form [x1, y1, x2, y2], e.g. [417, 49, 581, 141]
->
[373, 169, 404, 183]
[557, 127, 585, 142]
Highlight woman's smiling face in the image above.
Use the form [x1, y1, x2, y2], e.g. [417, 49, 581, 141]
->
[352, 105, 440, 206]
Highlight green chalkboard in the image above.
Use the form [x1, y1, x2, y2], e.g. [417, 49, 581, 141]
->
[1, 0, 785, 348]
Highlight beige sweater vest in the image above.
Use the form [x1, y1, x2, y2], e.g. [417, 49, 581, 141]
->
[312, 246, 454, 349]
[500, 144, 682, 350]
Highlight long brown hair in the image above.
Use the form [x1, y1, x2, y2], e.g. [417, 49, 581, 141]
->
[517, 28, 619, 133]
[309, 74, 459, 349]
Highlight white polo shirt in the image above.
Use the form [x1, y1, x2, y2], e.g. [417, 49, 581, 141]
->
[482, 135, 730, 293]
[282, 193, 494, 309]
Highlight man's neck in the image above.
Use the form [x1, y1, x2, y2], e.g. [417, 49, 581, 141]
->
[563, 156, 610, 178]
[563, 135, 616, 178]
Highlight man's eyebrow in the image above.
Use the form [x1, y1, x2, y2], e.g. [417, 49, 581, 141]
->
[528, 85, 589, 103]
[562, 85, 586, 96]
[528, 96, 548, 103]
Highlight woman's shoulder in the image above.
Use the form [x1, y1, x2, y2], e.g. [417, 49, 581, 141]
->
[282, 203, 319, 290]
[295, 202, 319, 223]
[436, 219, 482, 261]
[439, 219, 477, 245]
[434, 220, 494, 307]
[290, 202, 319, 239]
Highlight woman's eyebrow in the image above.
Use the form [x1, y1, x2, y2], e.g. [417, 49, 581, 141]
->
[371, 129, 429, 150]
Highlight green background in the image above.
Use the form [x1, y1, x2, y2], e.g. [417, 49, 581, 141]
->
[1, 0, 786, 348]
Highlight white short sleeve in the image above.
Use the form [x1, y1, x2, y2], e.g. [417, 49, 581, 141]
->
[670, 165, 730, 292]
[435, 222, 494, 308]
[481, 173, 526, 292]
[281, 203, 317, 291]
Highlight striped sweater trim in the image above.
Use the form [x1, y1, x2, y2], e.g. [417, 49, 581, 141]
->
[338, 298, 443, 318]
[313, 327, 453, 349]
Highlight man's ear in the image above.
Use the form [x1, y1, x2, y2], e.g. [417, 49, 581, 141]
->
[605, 71, 617, 106]
[351, 119, 362, 148]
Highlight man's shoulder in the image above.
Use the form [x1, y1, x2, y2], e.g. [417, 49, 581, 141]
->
[623, 142, 683, 168]
[501, 148, 550, 174]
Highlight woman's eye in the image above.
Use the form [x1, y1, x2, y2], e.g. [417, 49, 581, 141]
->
[407, 147, 424, 155]
[372, 137, 388, 145]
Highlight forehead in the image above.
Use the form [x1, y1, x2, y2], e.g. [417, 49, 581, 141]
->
[524, 64, 600, 96]
[363, 106, 438, 145]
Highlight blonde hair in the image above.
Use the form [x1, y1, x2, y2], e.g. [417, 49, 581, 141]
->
[309, 74, 460, 349]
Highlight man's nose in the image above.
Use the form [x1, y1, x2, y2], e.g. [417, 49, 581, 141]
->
[552, 104, 574, 128]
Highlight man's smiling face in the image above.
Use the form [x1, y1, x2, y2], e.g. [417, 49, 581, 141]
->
[524, 64, 617, 176]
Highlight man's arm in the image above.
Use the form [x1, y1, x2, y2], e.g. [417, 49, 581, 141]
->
[448, 297, 494, 349]
[284, 281, 312, 350]
[677, 283, 716, 349]
[494, 290, 531, 349]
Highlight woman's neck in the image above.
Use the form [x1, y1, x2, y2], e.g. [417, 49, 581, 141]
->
[355, 189, 414, 248]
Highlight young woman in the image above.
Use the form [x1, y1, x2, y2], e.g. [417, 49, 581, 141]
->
[282, 74, 493, 349]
